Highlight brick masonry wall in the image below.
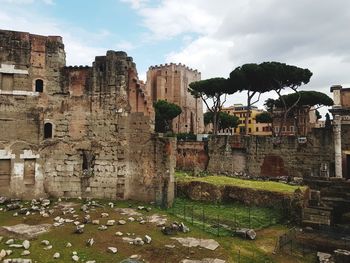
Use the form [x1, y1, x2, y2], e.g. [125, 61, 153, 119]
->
[0, 30, 174, 206]
[176, 127, 347, 178]
[176, 141, 208, 172]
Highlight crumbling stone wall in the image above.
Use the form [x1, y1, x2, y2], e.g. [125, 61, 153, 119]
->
[245, 129, 334, 178]
[176, 129, 336, 178]
[207, 135, 247, 175]
[0, 30, 174, 206]
[176, 141, 208, 172]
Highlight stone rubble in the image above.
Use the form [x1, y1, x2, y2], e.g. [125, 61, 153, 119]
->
[107, 247, 118, 254]
[86, 238, 94, 247]
[171, 237, 220, 251]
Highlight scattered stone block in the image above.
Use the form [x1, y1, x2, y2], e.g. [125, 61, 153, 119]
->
[41, 240, 50, 246]
[44, 245, 53, 250]
[144, 235, 152, 244]
[86, 238, 94, 247]
[108, 247, 118, 254]
[106, 220, 115, 226]
[21, 250, 30, 256]
[233, 228, 256, 240]
[133, 237, 144, 246]
[101, 213, 109, 218]
[22, 240, 30, 250]
[5, 239, 14, 245]
[118, 220, 126, 225]
[98, 225, 107, 231]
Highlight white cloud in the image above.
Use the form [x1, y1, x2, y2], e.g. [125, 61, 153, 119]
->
[166, 36, 234, 78]
[136, 0, 222, 39]
[123, 0, 350, 111]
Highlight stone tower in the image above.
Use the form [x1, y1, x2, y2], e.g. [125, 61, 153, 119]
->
[146, 63, 204, 134]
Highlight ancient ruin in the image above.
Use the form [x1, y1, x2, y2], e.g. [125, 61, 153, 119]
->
[146, 63, 204, 134]
[0, 29, 175, 206]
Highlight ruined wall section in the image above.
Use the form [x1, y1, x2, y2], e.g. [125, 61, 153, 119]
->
[0, 30, 65, 198]
[42, 51, 136, 199]
[0, 30, 174, 205]
[245, 129, 334, 178]
[177, 130, 335, 179]
[176, 141, 208, 172]
[207, 135, 247, 175]
[39, 51, 174, 204]
[206, 132, 333, 178]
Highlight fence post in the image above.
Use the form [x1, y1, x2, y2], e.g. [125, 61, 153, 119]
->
[202, 205, 205, 231]
[249, 206, 251, 229]
[191, 205, 194, 225]
[217, 214, 220, 237]
[184, 203, 186, 220]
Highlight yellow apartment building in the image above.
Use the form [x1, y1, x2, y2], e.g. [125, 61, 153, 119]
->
[221, 104, 272, 135]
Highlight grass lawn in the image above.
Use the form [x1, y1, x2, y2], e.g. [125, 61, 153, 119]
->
[168, 198, 284, 236]
[0, 199, 230, 263]
[0, 198, 316, 263]
[175, 171, 306, 194]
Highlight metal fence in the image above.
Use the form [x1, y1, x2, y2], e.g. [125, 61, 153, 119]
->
[167, 199, 288, 237]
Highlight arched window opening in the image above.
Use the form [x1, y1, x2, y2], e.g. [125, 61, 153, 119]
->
[35, 79, 44, 92]
[44, 123, 53, 139]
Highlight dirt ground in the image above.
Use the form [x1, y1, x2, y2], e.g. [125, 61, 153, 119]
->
[0, 198, 316, 263]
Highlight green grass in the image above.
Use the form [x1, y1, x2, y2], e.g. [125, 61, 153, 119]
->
[0, 198, 317, 263]
[175, 171, 306, 194]
[0, 199, 230, 263]
[168, 198, 284, 237]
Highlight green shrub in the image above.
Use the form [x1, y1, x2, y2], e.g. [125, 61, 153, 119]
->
[176, 132, 196, 141]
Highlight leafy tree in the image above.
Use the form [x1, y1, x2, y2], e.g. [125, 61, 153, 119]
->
[273, 91, 333, 109]
[256, 111, 272, 123]
[260, 62, 312, 136]
[264, 98, 276, 113]
[219, 112, 239, 131]
[229, 64, 273, 135]
[204, 111, 239, 132]
[189, 78, 236, 134]
[204, 111, 213, 126]
[229, 62, 312, 136]
[271, 91, 333, 135]
[154, 100, 182, 133]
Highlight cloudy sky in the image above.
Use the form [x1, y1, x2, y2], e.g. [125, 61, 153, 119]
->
[1, 0, 349, 116]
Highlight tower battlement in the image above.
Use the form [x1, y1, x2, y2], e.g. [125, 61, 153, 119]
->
[148, 62, 200, 74]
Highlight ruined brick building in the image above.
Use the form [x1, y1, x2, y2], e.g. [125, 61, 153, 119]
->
[0, 29, 175, 206]
[146, 63, 204, 134]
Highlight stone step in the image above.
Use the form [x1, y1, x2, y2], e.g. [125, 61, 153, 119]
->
[306, 205, 333, 211]
[304, 207, 332, 215]
[321, 197, 350, 203]
[302, 219, 331, 226]
[321, 191, 349, 199]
